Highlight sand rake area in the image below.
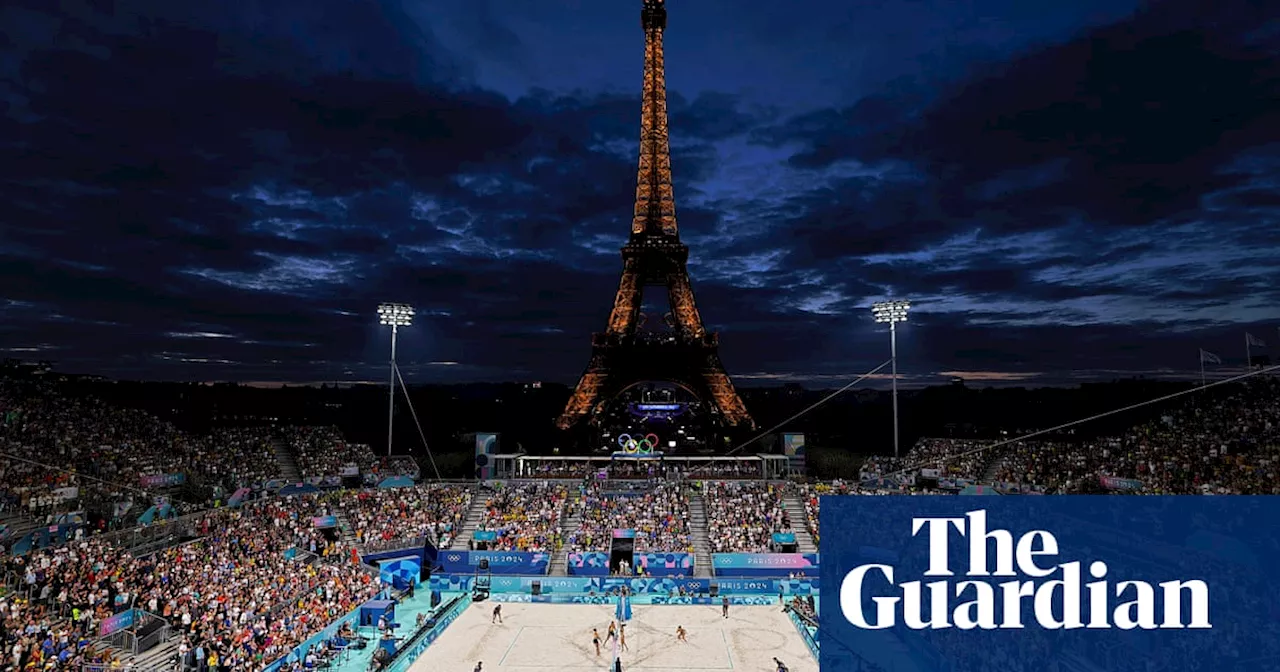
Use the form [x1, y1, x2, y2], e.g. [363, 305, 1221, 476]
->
[409, 601, 818, 672]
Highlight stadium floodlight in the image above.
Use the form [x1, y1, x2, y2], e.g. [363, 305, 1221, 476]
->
[377, 303, 415, 456]
[871, 300, 911, 459]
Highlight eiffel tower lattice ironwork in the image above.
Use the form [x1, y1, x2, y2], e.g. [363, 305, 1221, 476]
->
[556, 0, 753, 433]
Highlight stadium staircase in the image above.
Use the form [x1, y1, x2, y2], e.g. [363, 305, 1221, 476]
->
[549, 504, 581, 576]
[270, 437, 303, 483]
[127, 639, 179, 670]
[781, 493, 819, 554]
[687, 496, 714, 577]
[334, 510, 358, 545]
[456, 492, 489, 549]
[980, 452, 1007, 484]
[0, 509, 42, 547]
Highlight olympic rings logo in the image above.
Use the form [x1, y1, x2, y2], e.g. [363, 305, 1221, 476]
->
[617, 433, 659, 454]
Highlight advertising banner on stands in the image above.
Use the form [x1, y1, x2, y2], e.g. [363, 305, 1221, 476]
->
[436, 550, 549, 575]
[567, 552, 609, 576]
[634, 552, 694, 576]
[712, 553, 819, 577]
[139, 473, 185, 488]
[99, 609, 135, 637]
[1099, 475, 1144, 490]
[427, 574, 820, 596]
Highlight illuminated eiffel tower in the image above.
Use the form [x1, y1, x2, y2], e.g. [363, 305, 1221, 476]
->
[557, 0, 753, 437]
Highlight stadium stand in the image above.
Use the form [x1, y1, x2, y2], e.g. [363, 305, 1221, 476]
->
[280, 426, 379, 480]
[3, 370, 1279, 670]
[703, 481, 794, 553]
[473, 483, 567, 552]
[334, 485, 472, 550]
[566, 482, 693, 554]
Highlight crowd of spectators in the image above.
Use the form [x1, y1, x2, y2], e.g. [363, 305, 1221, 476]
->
[282, 426, 377, 480]
[1, 558, 119, 670]
[682, 462, 761, 479]
[474, 483, 567, 552]
[522, 460, 763, 481]
[991, 377, 1280, 494]
[333, 485, 472, 550]
[703, 481, 794, 553]
[527, 461, 594, 479]
[567, 483, 692, 553]
[902, 438, 997, 481]
[0, 378, 283, 525]
[2, 495, 378, 671]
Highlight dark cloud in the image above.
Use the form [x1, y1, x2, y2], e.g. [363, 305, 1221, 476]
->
[1, 0, 1277, 386]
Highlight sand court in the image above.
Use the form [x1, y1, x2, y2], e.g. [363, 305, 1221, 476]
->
[409, 602, 818, 672]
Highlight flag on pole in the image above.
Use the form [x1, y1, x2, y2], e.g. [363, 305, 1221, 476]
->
[1246, 333, 1267, 347]
[1200, 349, 1221, 364]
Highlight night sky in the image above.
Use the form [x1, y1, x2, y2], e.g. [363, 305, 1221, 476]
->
[1, 0, 1277, 386]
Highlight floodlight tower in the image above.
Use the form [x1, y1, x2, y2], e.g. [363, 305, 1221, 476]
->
[377, 303, 414, 456]
[871, 300, 911, 458]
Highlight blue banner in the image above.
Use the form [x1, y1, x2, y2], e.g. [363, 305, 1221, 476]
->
[472, 530, 498, 542]
[819, 496, 1280, 672]
[712, 553, 819, 576]
[363, 547, 426, 568]
[567, 552, 610, 576]
[139, 473, 186, 488]
[612, 528, 636, 539]
[1099, 475, 1145, 490]
[772, 532, 797, 544]
[378, 556, 421, 591]
[99, 609, 135, 636]
[436, 550, 549, 575]
[312, 515, 338, 528]
[427, 574, 820, 596]
[136, 504, 177, 525]
[634, 551, 694, 576]
[227, 487, 251, 508]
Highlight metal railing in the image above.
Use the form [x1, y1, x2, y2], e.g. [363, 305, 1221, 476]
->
[361, 535, 427, 556]
[101, 609, 172, 656]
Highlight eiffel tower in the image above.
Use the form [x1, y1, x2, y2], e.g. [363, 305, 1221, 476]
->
[556, 0, 753, 436]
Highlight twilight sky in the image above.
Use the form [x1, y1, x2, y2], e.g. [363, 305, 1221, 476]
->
[1, 0, 1277, 386]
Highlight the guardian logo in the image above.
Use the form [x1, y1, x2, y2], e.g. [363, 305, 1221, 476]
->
[841, 510, 1211, 630]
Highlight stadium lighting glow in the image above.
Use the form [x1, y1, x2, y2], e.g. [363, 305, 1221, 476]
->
[872, 300, 910, 324]
[378, 302, 414, 456]
[871, 300, 911, 459]
[378, 302, 414, 327]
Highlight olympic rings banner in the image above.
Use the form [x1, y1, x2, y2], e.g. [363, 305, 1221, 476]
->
[436, 550, 549, 575]
[616, 432, 659, 454]
[712, 553, 820, 577]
